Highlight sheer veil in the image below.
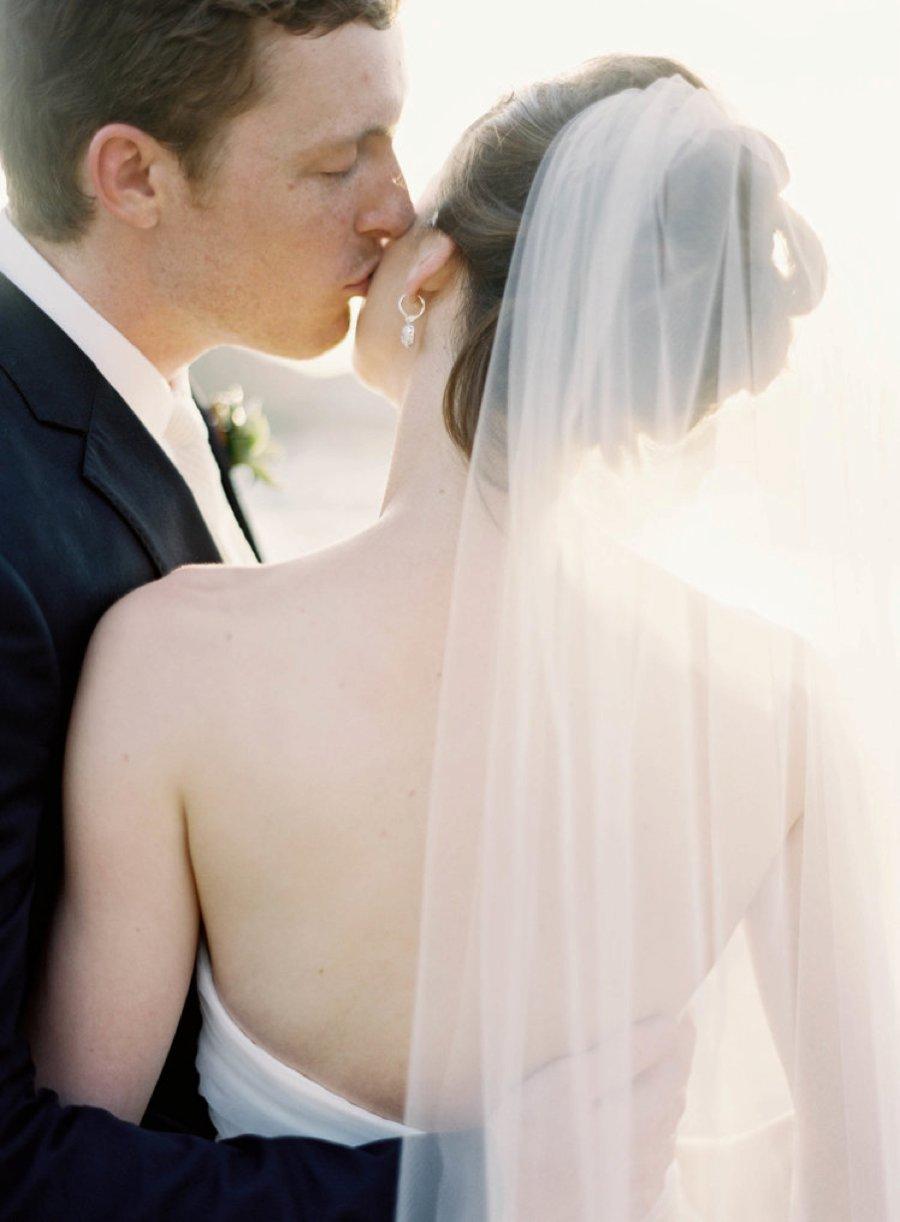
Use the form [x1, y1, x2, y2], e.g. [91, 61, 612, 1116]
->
[397, 75, 900, 1219]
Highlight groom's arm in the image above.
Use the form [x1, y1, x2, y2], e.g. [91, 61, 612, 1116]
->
[0, 555, 439, 1221]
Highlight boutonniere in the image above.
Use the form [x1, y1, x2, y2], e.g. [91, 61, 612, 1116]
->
[210, 384, 280, 487]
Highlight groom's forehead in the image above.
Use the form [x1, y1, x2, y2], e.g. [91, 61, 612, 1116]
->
[260, 21, 406, 142]
[294, 83, 404, 158]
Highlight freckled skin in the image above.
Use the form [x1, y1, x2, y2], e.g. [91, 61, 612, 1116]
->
[154, 22, 414, 362]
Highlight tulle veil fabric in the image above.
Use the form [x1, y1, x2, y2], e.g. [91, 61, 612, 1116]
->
[396, 76, 900, 1219]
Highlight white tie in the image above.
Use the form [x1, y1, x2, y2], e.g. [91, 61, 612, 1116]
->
[163, 389, 258, 566]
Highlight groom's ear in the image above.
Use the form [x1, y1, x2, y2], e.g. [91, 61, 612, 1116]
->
[85, 124, 169, 231]
[405, 231, 459, 299]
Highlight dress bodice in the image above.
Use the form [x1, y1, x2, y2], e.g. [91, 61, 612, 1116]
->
[195, 944, 419, 1145]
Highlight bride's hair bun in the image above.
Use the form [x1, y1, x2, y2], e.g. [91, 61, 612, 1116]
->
[734, 130, 827, 321]
[435, 55, 710, 458]
[739, 131, 828, 393]
[777, 201, 828, 318]
[644, 122, 828, 420]
[732, 130, 827, 325]
[435, 56, 827, 456]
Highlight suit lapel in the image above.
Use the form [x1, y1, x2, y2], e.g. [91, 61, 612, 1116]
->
[0, 272, 242, 573]
[84, 378, 222, 575]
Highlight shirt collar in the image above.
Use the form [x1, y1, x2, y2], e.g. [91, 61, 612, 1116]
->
[0, 209, 182, 443]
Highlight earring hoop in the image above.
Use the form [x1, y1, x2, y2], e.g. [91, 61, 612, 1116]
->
[398, 293, 426, 349]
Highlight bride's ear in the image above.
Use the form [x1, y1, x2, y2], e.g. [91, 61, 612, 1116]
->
[404, 231, 459, 299]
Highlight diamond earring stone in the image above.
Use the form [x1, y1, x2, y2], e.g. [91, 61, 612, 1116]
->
[398, 293, 427, 349]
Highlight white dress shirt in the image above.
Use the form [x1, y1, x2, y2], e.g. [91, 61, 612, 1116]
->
[0, 210, 256, 566]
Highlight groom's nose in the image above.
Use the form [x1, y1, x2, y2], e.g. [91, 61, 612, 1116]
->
[356, 154, 416, 242]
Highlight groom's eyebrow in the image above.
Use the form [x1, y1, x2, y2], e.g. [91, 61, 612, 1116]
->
[306, 123, 398, 155]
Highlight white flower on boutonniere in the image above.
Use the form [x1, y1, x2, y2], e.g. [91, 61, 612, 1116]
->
[210, 384, 280, 487]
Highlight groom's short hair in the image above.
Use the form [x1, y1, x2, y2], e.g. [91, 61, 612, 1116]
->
[0, 0, 399, 242]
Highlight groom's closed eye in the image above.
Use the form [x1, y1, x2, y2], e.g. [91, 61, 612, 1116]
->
[308, 125, 397, 178]
[319, 150, 360, 179]
[320, 163, 358, 180]
[308, 141, 357, 176]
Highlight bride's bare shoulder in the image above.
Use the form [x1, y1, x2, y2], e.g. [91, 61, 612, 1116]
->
[74, 563, 265, 723]
[76, 523, 405, 755]
[68, 562, 285, 775]
[81, 535, 380, 701]
[88, 561, 252, 656]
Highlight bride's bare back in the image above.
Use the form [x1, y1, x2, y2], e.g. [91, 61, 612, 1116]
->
[160, 521, 453, 1121]
[36, 483, 806, 1133]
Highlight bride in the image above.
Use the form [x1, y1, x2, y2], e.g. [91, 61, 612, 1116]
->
[30, 53, 899, 1220]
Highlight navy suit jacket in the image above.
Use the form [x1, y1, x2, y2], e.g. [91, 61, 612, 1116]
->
[0, 273, 441, 1219]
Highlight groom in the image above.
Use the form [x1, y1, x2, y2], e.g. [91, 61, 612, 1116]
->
[0, 3, 691, 1217]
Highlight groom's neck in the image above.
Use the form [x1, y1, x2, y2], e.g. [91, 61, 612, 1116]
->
[30, 229, 208, 380]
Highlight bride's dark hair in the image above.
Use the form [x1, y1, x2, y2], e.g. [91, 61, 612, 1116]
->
[433, 56, 706, 457]
[434, 54, 825, 458]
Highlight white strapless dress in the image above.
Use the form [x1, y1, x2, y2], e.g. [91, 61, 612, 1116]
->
[195, 945, 419, 1144]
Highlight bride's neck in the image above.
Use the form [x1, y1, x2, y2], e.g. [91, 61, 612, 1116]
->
[378, 325, 469, 558]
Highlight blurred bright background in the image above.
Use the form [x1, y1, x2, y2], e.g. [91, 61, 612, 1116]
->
[4, 0, 898, 560]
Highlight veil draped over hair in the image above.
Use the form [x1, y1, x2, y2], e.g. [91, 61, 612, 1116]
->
[396, 76, 900, 1220]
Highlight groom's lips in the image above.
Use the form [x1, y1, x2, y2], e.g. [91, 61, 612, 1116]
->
[345, 261, 380, 296]
[345, 276, 373, 297]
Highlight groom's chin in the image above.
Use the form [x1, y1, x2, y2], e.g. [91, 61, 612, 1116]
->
[314, 315, 353, 358]
[261, 306, 352, 363]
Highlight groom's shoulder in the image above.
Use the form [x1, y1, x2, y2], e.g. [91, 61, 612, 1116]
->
[0, 279, 97, 533]
[0, 351, 90, 551]
[0, 273, 98, 432]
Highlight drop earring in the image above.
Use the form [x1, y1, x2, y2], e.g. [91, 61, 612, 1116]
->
[398, 293, 426, 349]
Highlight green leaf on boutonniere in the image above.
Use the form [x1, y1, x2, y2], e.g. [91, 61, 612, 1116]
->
[210, 384, 281, 487]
